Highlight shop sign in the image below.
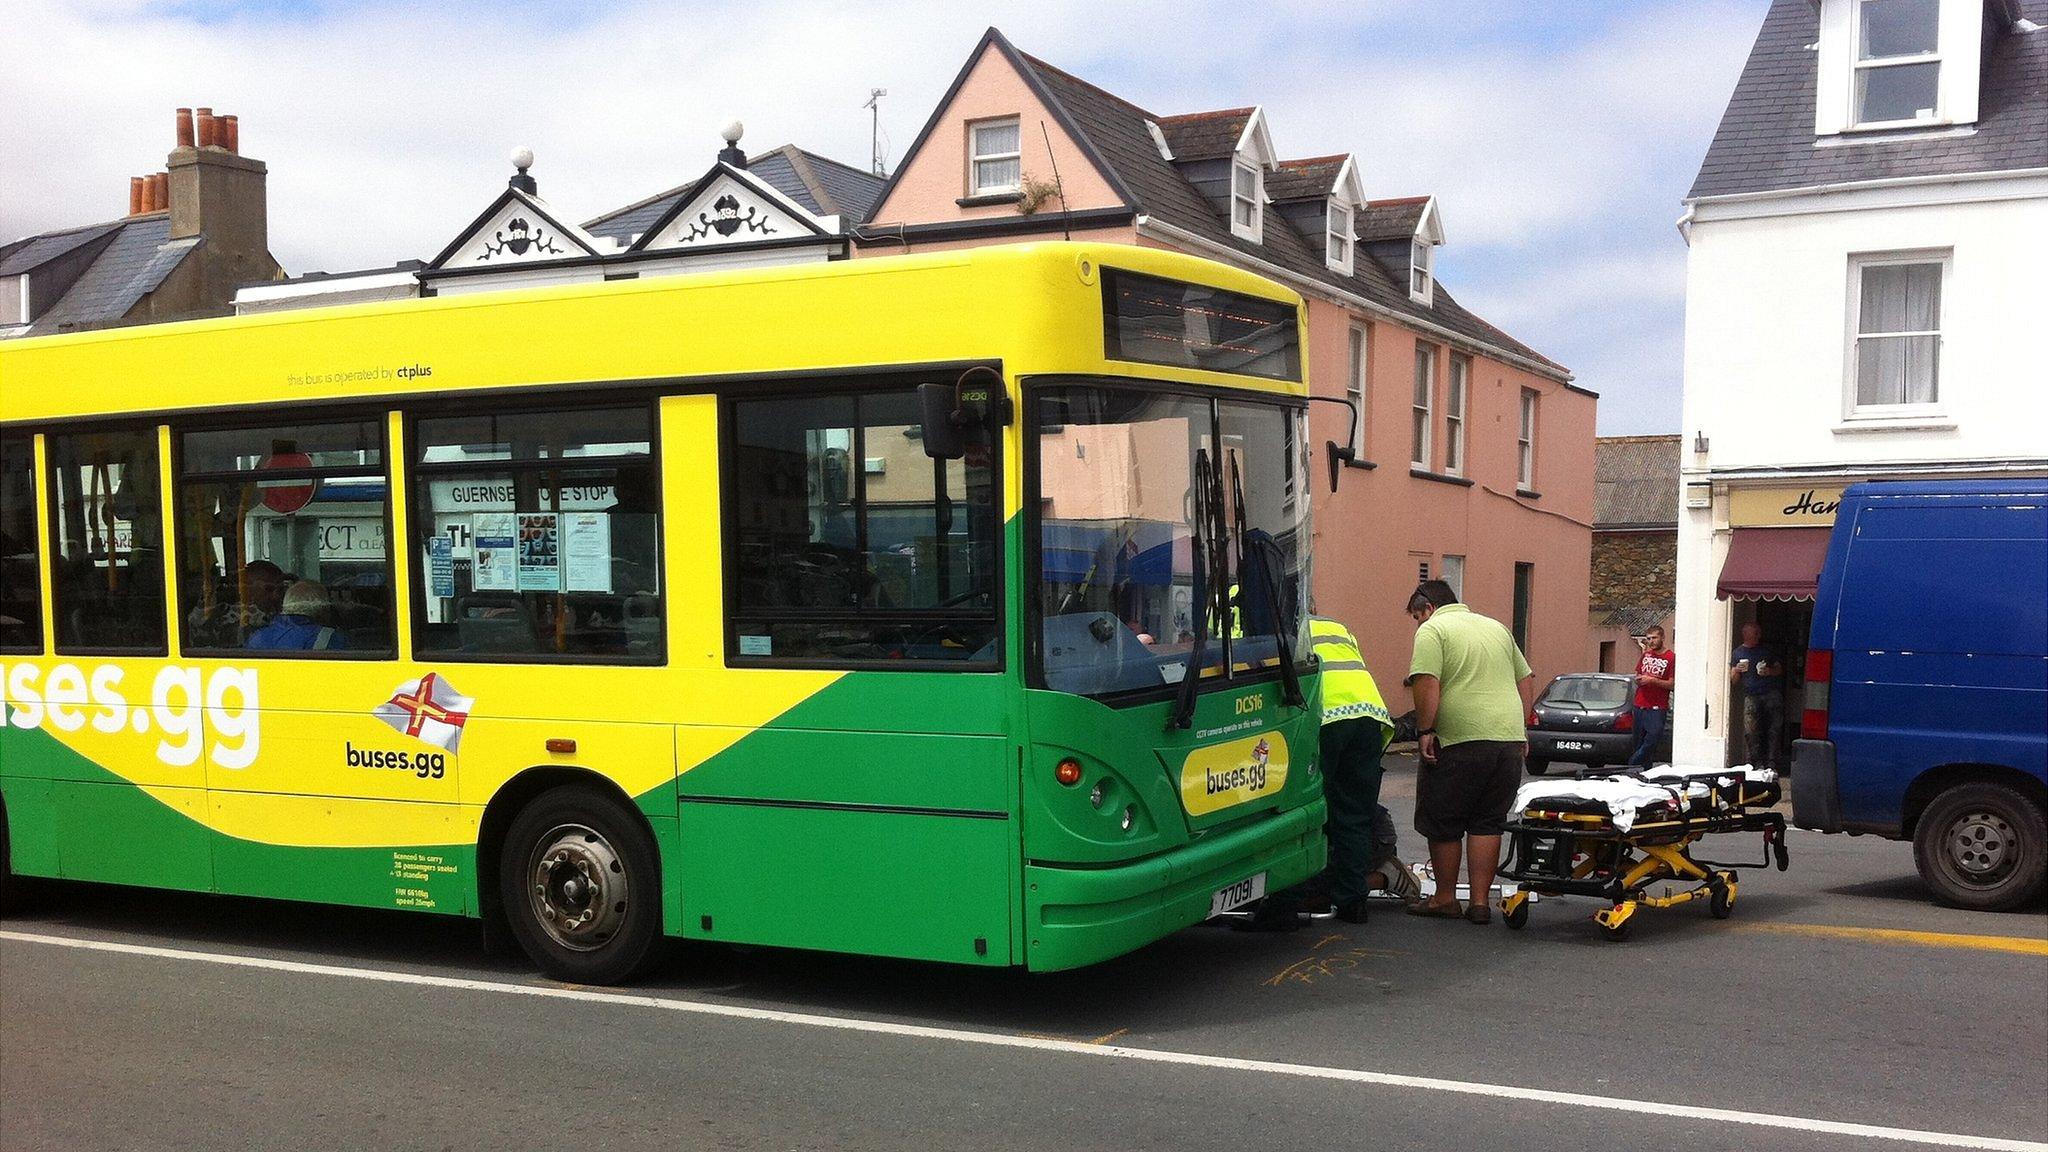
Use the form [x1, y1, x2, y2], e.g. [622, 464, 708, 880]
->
[1729, 485, 1845, 528]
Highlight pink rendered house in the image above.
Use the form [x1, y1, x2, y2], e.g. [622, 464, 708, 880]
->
[856, 28, 1597, 701]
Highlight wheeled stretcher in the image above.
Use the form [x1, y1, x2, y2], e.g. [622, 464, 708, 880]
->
[1498, 766, 1790, 939]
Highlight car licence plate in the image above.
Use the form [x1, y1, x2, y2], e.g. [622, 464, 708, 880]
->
[1557, 740, 1593, 752]
[1210, 872, 1267, 916]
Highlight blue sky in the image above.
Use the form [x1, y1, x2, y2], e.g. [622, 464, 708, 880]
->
[4, 1, 1772, 433]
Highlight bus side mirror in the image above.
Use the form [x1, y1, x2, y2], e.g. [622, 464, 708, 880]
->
[919, 367, 1011, 461]
[918, 383, 965, 460]
[1306, 395, 1362, 493]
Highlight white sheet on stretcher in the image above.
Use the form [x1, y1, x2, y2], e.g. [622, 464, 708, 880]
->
[1511, 766, 1779, 833]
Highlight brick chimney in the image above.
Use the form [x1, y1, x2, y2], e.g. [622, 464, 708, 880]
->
[164, 105, 280, 306]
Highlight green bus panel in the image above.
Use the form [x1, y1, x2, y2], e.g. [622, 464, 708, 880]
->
[213, 832, 476, 915]
[676, 800, 1013, 965]
[50, 780, 213, 892]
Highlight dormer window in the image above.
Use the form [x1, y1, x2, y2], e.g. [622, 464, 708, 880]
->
[1326, 201, 1354, 273]
[1409, 237, 1436, 305]
[969, 118, 1022, 196]
[1231, 160, 1263, 242]
[1854, 0, 1940, 125]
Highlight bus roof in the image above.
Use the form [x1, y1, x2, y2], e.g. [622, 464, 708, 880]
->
[0, 242, 1307, 426]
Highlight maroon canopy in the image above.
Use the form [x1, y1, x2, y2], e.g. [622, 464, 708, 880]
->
[1716, 527, 1832, 602]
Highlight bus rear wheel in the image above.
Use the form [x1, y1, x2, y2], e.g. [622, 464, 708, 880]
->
[500, 787, 663, 984]
[1912, 782, 2048, 912]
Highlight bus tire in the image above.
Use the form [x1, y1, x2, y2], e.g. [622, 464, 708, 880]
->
[1912, 782, 2047, 912]
[500, 786, 663, 984]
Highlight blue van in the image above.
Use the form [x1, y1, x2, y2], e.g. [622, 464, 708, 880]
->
[1793, 479, 2047, 911]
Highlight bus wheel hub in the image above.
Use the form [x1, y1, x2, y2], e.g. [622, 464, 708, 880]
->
[529, 824, 627, 950]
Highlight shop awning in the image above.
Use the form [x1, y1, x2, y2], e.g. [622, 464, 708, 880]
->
[1716, 527, 1832, 601]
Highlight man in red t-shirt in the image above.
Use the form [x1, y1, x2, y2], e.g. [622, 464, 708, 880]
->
[1627, 625, 1675, 767]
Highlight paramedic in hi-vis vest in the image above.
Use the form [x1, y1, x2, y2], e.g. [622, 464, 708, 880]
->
[1308, 614, 1418, 921]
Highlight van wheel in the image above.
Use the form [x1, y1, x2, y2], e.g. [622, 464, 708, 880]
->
[1912, 783, 2047, 912]
[1526, 758, 1550, 776]
[500, 786, 664, 984]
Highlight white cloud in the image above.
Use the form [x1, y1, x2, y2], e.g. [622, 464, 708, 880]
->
[2, 0, 1766, 433]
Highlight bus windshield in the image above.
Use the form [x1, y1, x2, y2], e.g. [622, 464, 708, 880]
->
[1033, 382, 1310, 698]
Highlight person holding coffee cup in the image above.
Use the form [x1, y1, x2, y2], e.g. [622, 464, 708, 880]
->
[1729, 621, 1784, 770]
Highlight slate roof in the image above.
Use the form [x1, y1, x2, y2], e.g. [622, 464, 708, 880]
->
[1266, 156, 1345, 201]
[1011, 48, 1569, 378]
[1593, 435, 1682, 529]
[4, 214, 199, 337]
[1155, 108, 1253, 161]
[1689, 0, 2048, 199]
[584, 145, 883, 245]
[1356, 197, 1428, 242]
[0, 220, 123, 276]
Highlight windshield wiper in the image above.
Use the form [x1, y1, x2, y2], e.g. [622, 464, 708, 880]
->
[1228, 454, 1303, 710]
[1170, 449, 1218, 731]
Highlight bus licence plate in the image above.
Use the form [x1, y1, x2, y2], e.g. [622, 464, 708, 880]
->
[1209, 873, 1267, 917]
[1557, 740, 1593, 752]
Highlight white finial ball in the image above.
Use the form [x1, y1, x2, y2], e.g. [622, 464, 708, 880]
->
[510, 145, 535, 171]
[720, 120, 744, 144]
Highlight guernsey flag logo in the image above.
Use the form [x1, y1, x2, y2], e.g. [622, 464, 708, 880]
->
[373, 672, 475, 753]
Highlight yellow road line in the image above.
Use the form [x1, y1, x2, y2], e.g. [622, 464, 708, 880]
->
[1735, 921, 2048, 957]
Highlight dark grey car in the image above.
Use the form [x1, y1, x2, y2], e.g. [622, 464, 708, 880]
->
[1524, 673, 1667, 775]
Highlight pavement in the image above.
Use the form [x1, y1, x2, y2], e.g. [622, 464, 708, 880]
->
[3, 753, 2044, 1152]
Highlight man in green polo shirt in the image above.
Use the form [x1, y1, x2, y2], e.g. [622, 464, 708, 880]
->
[1403, 580, 1536, 924]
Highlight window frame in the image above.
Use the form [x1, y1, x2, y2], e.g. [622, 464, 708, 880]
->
[1409, 237, 1435, 305]
[1345, 324, 1369, 457]
[1844, 249, 1948, 420]
[171, 411, 398, 660]
[1444, 355, 1469, 476]
[43, 422, 170, 657]
[1512, 561, 1535, 653]
[0, 432, 44, 653]
[1441, 553, 1465, 600]
[1850, 0, 1942, 129]
[967, 116, 1023, 197]
[1325, 201, 1354, 273]
[1518, 388, 1539, 489]
[719, 371, 1005, 673]
[404, 395, 667, 667]
[1230, 159, 1263, 243]
[1410, 343, 1436, 469]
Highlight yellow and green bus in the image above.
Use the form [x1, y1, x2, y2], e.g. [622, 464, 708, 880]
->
[0, 242, 1325, 982]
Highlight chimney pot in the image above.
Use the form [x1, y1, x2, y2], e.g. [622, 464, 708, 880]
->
[197, 107, 216, 148]
[130, 176, 145, 215]
[152, 172, 170, 212]
[223, 114, 239, 154]
[176, 107, 195, 148]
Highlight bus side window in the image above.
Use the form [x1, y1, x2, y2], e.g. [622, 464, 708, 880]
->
[0, 434, 43, 653]
[46, 428, 168, 655]
[724, 385, 1000, 665]
[409, 404, 662, 663]
[174, 419, 394, 657]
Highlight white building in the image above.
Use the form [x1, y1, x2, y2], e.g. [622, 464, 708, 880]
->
[1675, 0, 2047, 769]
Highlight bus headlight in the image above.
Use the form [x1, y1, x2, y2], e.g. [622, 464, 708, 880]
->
[1120, 806, 1135, 832]
[1090, 781, 1106, 809]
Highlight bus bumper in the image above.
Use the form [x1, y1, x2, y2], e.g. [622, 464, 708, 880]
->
[1022, 797, 1327, 972]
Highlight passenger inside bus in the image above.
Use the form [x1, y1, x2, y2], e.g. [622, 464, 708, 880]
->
[247, 580, 346, 651]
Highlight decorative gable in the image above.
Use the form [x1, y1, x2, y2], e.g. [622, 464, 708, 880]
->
[430, 187, 601, 269]
[630, 166, 827, 252]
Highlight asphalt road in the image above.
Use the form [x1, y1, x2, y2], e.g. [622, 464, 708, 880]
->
[3, 756, 2044, 1152]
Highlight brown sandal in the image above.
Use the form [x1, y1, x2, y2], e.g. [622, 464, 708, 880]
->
[1465, 904, 1493, 925]
[1405, 899, 1465, 919]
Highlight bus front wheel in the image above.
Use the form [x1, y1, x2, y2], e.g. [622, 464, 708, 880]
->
[500, 787, 663, 984]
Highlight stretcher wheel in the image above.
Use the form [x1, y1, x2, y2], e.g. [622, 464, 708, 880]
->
[1503, 899, 1529, 930]
[1710, 884, 1734, 919]
[1599, 915, 1632, 942]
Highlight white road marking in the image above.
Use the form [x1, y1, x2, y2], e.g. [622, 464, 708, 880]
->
[3, 928, 2042, 1151]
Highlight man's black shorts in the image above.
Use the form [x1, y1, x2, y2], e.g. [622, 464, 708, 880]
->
[1414, 740, 1524, 842]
